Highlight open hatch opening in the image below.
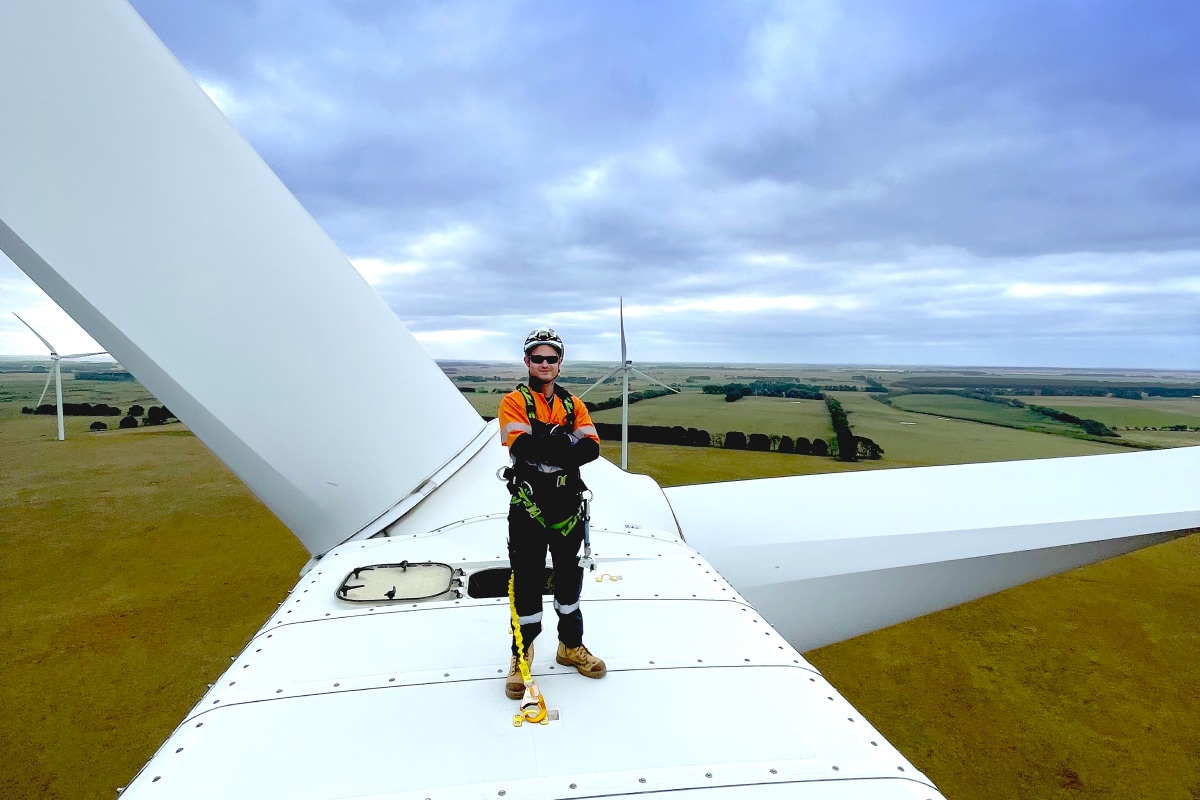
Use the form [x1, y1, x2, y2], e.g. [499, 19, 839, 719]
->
[466, 567, 559, 599]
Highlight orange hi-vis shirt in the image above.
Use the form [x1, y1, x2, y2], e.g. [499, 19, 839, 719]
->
[499, 386, 600, 449]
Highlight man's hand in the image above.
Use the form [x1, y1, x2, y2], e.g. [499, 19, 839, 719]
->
[511, 428, 572, 465]
[549, 431, 576, 464]
[511, 426, 599, 468]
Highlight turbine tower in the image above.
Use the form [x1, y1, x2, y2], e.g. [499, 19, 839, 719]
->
[579, 298, 678, 470]
[14, 313, 107, 440]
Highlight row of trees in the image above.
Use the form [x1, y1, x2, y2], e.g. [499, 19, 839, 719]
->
[589, 422, 834, 455]
[1026, 404, 1118, 437]
[896, 377, 1198, 399]
[73, 371, 135, 381]
[583, 388, 674, 412]
[822, 398, 885, 461]
[23, 402, 122, 416]
[702, 381, 825, 402]
[87, 405, 176, 431]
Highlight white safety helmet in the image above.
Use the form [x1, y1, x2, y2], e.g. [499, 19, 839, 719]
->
[523, 328, 565, 356]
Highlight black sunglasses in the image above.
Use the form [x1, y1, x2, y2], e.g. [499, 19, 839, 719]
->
[528, 354, 560, 364]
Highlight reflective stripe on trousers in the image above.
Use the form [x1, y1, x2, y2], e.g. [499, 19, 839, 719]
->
[508, 504, 586, 654]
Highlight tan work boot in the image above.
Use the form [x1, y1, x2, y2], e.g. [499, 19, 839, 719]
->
[505, 644, 534, 699]
[556, 642, 606, 679]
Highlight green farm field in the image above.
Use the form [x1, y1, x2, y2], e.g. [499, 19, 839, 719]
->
[889, 392, 1091, 436]
[832, 392, 1128, 465]
[2, 373, 1198, 800]
[1010, 395, 1200, 426]
[1012, 395, 1200, 448]
[593, 392, 834, 441]
[0, 372, 159, 412]
[598, 439, 882, 483]
[596, 390, 1127, 469]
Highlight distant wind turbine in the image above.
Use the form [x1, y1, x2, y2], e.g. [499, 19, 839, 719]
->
[13, 313, 107, 440]
[579, 298, 679, 470]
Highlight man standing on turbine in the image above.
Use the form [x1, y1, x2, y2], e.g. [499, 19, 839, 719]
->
[499, 328, 605, 700]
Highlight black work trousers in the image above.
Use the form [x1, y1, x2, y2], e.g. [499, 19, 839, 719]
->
[508, 501, 585, 655]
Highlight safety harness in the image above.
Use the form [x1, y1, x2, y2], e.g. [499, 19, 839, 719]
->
[516, 383, 575, 430]
[503, 384, 585, 536]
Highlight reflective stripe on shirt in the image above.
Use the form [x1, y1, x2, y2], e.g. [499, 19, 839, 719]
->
[501, 421, 533, 442]
[571, 424, 597, 441]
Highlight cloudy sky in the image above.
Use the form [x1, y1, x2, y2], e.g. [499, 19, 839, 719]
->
[3, 0, 1198, 367]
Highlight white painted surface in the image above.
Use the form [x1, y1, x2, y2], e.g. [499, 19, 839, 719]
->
[0, 1, 483, 555]
[666, 447, 1200, 648]
[122, 522, 944, 799]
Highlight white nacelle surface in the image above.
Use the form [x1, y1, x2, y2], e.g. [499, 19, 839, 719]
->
[122, 513, 944, 799]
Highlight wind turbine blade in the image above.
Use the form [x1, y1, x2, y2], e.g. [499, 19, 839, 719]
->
[628, 367, 679, 393]
[619, 297, 627, 364]
[60, 351, 108, 359]
[577, 364, 623, 398]
[665, 447, 1200, 652]
[12, 312, 57, 355]
[0, 2, 485, 554]
[35, 368, 54, 408]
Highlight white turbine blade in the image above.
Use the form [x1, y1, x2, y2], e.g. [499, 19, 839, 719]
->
[12, 312, 58, 355]
[0, 3, 484, 555]
[35, 368, 55, 408]
[665, 447, 1200, 652]
[628, 367, 679, 393]
[577, 363, 623, 398]
[60, 351, 108, 359]
[619, 296, 627, 364]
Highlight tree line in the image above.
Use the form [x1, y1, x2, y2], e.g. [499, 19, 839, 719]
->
[824, 397, 884, 462]
[1026, 404, 1118, 437]
[73, 371, 135, 381]
[583, 388, 674, 412]
[101, 405, 176, 430]
[702, 381, 824, 402]
[590, 422, 833, 455]
[23, 402, 122, 416]
[19, 402, 177, 431]
[895, 376, 1199, 398]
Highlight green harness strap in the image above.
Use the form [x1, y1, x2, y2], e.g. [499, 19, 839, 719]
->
[509, 482, 581, 536]
[515, 384, 575, 430]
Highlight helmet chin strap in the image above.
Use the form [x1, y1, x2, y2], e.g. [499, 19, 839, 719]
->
[527, 374, 554, 393]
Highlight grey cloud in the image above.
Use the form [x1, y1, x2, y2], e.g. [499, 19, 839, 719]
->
[120, 0, 1199, 368]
